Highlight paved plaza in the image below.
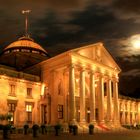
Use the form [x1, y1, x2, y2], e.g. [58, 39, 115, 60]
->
[0, 130, 140, 140]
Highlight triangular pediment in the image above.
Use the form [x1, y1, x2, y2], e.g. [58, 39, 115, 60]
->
[70, 42, 121, 71]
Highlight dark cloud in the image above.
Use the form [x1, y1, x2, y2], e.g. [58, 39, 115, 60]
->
[114, 0, 140, 14]
[116, 55, 140, 72]
[122, 69, 140, 77]
[32, 4, 140, 58]
[119, 76, 140, 96]
[0, 0, 139, 96]
[115, 55, 140, 94]
[111, 0, 140, 22]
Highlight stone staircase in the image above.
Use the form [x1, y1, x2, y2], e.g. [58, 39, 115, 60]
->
[62, 122, 127, 134]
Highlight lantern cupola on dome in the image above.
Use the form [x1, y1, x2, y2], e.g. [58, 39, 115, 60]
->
[0, 10, 49, 70]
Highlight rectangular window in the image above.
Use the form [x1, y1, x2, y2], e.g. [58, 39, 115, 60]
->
[26, 104, 32, 112]
[8, 103, 16, 124]
[26, 104, 33, 123]
[21, 49, 30, 52]
[41, 105, 47, 124]
[58, 105, 63, 119]
[27, 88, 32, 98]
[9, 85, 15, 96]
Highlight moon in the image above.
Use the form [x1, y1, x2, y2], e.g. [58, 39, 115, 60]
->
[130, 34, 140, 49]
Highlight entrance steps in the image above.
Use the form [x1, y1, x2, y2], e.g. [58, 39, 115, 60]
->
[77, 123, 111, 133]
[62, 122, 126, 133]
[77, 123, 125, 133]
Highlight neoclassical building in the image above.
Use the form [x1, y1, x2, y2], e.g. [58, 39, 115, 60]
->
[0, 36, 139, 129]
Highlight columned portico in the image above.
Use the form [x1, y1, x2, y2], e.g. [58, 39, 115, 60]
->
[69, 64, 76, 124]
[90, 71, 96, 123]
[106, 78, 112, 124]
[80, 68, 86, 123]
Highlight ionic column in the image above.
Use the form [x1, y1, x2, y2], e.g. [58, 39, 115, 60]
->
[113, 78, 120, 125]
[63, 72, 68, 123]
[90, 71, 96, 123]
[80, 68, 86, 123]
[106, 78, 112, 123]
[69, 64, 76, 124]
[127, 112, 130, 125]
[122, 102, 125, 125]
[98, 74, 105, 124]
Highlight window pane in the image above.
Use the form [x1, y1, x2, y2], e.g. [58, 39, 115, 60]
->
[27, 112, 32, 122]
[26, 104, 32, 112]
[8, 104, 12, 111]
[9, 112, 14, 121]
[12, 104, 15, 111]
[29, 105, 32, 112]
[27, 88, 32, 97]
[8, 103, 15, 112]
[58, 105, 63, 119]
[29, 112, 32, 121]
[10, 85, 15, 96]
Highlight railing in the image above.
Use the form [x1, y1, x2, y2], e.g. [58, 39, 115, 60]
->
[0, 67, 40, 82]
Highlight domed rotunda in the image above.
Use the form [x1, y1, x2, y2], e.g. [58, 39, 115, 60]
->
[0, 36, 49, 70]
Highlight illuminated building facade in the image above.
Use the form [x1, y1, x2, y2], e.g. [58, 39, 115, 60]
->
[0, 37, 139, 129]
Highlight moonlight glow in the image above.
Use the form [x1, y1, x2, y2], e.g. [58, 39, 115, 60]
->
[131, 34, 140, 49]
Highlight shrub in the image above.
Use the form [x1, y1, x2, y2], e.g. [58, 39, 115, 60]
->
[41, 124, 46, 134]
[32, 124, 39, 137]
[73, 125, 78, 135]
[0, 124, 3, 130]
[41, 124, 46, 129]
[3, 124, 11, 139]
[54, 124, 61, 136]
[32, 124, 39, 130]
[24, 124, 29, 129]
[69, 125, 73, 133]
[89, 124, 94, 129]
[23, 124, 29, 135]
[55, 124, 61, 129]
[89, 124, 94, 135]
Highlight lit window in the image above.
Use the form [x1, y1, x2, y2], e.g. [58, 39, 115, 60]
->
[8, 103, 16, 124]
[32, 50, 39, 54]
[41, 53, 46, 56]
[4, 50, 10, 54]
[58, 105, 63, 119]
[21, 49, 30, 52]
[12, 49, 19, 52]
[27, 88, 32, 98]
[9, 85, 15, 96]
[26, 104, 33, 123]
[26, 104, 32, 112]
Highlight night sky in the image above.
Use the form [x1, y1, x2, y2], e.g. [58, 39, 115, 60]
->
[0, 0, 140, 97]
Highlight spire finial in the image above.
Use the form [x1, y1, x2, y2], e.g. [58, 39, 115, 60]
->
[22, 10, 31, 37]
